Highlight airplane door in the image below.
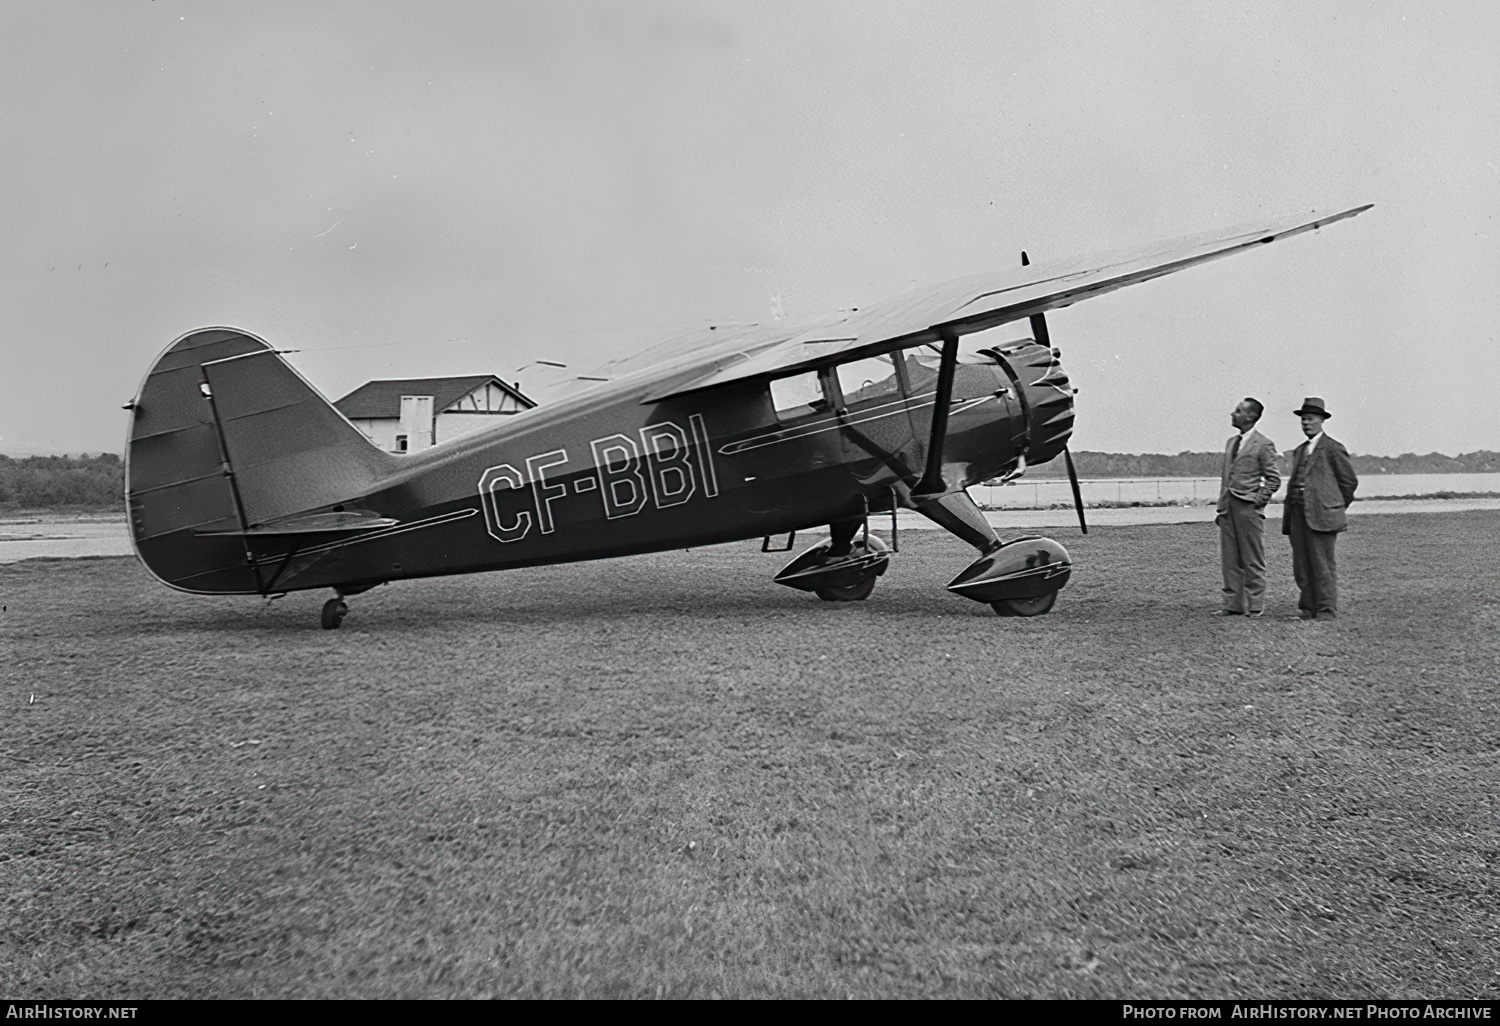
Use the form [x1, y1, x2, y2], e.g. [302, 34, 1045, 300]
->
[830, 353, 923, 486]
[726, 369, 849, 517]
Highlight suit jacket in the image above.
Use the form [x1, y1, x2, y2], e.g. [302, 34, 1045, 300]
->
[1282, 433, 1359, 534]
[1218, 429, 1281, 511]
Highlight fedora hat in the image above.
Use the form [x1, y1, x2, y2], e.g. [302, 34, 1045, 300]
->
[1293, 397, 1331, 418]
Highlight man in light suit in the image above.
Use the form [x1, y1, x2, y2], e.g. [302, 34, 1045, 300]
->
[1282, 397, 1359, 620]
[1215, 398, 1281, 616]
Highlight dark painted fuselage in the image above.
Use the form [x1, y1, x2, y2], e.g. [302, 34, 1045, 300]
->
[126, 330, 1073, 596]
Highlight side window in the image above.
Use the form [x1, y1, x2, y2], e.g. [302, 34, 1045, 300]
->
[834, 355, 900, 406]
[898, 341, 1009, 400]
[768, 371, 829, 422]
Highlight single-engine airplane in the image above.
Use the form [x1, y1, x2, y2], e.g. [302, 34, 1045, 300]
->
[124, 205, 1370, 628]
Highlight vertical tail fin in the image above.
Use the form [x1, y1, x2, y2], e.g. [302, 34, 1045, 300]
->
[125, 328, 396, 593]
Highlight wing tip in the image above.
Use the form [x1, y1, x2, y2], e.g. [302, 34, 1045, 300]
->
[1315, 202, 1374, 226]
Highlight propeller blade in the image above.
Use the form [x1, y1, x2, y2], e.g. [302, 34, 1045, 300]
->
[1030, 311, 1052, 349]
[1029, 253, 1079, 532]
[1064, 447, 1088, 535]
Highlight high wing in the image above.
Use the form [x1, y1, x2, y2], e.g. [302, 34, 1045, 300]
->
[515, 321, 799, 406]
[643, 204, 1371, 402]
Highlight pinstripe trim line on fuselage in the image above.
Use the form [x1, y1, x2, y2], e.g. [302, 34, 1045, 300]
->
[718, 393, 995, 456]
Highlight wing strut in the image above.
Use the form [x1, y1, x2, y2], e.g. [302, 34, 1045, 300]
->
[914, 327, 960, 498]
[908, 326, 1006, 552]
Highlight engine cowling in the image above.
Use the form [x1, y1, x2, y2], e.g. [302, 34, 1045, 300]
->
[990, 340, 1074, 469]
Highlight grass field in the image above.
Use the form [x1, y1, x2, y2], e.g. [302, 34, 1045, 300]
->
[2, 512, 1498, 998]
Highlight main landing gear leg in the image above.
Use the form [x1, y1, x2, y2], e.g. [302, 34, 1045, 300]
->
[910, 489, 1002, 554]
[825, 518, 862, 559]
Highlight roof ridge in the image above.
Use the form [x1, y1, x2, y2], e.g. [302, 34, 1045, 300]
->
[334, 375, 533, 418]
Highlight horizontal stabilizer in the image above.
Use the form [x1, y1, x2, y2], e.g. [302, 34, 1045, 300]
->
[195, 510, 400, 538]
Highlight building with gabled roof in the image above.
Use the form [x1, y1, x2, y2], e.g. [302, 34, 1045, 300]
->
[334, 375, 535, 454]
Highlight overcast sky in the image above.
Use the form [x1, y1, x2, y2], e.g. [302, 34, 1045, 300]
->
[2, 1, 1495, 457]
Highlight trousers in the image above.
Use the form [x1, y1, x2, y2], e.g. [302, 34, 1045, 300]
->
[1217, 496, 1266, 613]
[1286, 501, 1339, 618]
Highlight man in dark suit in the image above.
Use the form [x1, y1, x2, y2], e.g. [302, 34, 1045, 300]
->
[1215, 397, 1281, 616]
[1282, 397, 1359, 620]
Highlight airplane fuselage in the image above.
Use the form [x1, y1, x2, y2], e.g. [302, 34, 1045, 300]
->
[227, 339, 1071, 596]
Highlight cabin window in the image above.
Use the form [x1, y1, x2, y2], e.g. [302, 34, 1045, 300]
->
[396, 434, 409, 453]
[769, 371, 828, 422]
[834, 355, 900, 406]
[898, 340, 1009, 400]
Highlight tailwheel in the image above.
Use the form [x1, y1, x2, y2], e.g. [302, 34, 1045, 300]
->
[320, 597, 348, 630]
[816, 576, 877, 602]
[991, 590, 1058, 617]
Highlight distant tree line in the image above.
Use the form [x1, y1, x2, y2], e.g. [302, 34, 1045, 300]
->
[3, 448, 1498, 511]
[0, 453, 125, 510]
[1028, 450, 1500, 478]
